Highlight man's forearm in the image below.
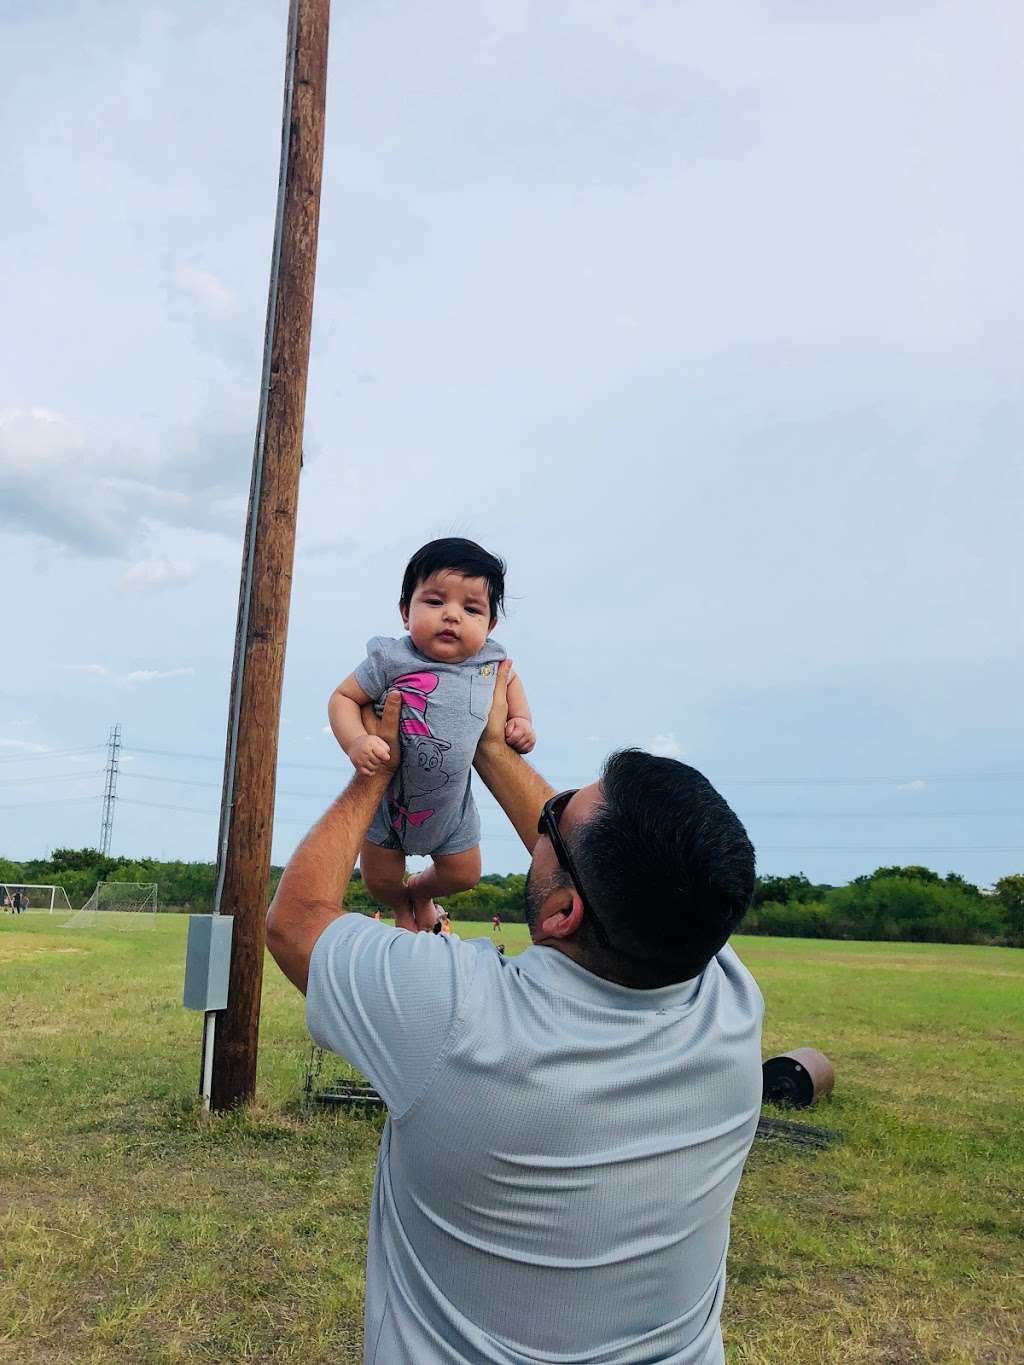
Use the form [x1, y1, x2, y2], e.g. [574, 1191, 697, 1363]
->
[272, 772, 384, 915]
[265, 769, 389, 990]
[473, 741, 555, 854]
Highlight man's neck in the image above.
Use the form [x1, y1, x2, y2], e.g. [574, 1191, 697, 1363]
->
[531, 935, 690, 991]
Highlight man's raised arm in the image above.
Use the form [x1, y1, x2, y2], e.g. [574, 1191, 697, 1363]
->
[473, 659, 556, 854]
[265, 689, 402, 993]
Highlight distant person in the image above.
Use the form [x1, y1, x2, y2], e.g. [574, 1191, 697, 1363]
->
[491, 913, 502, 933]
[267, 665, 763, 1364]
[12, 892, 22, 914]
[327, 537, 535, 933]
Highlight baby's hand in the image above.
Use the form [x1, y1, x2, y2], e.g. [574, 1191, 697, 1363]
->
[504, 717, 536, 754]
[347, 733, 391, 776]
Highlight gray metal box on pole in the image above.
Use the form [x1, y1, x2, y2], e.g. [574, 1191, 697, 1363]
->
[183, 915, 235, 1012]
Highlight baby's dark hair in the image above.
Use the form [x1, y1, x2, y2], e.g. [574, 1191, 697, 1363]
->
[400, 538, 507, 620]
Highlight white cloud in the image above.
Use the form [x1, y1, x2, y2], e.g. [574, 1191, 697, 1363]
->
[648, 733, 683, 759]
[0, 738, 51, 753]
[119, 558, 198, 592]
[0, 407, 247, 557]
[172, 263, 236, 320]
[897, 778, 928, 792]
[63, 663, 195, 687]
[123, 667, 195, 686]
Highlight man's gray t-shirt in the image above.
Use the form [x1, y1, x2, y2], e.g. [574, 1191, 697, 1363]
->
[354, 635, 506, 856]
[306, 915, 764, 1364]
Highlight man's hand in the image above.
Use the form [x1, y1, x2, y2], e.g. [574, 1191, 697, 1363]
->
[479, 659, 512, 753]
[347, 733, 392, 777]
[473, 662, 553, 855]
[505, 717, 536, 753]
[357, 692, 402, 775]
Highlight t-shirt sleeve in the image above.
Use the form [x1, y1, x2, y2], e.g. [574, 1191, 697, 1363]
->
[352, 635, 392, 701]
[305, 914, 480, 1117]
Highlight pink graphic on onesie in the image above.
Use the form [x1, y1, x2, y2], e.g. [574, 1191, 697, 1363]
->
[387, 670, 450, 836]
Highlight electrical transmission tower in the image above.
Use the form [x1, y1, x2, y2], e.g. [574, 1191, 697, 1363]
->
[99, 724, 122, 856]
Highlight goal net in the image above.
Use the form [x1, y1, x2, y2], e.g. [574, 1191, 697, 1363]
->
[1, 883, 73, 914]
[63, 881, 158, 930]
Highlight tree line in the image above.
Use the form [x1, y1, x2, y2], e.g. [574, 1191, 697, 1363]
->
[2, 848, 1022, 946]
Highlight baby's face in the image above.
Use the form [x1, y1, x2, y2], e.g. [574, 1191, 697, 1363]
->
[402, 570, 495, 662]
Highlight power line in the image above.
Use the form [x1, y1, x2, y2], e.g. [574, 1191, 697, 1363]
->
[118, 796, 312, 826]
[741, 809, 1024, 820]
[722, 773, 1024, 787]
[0, 796, 100, 811]
[127, 744, 348, 775]
[122, 742, 1024, 787]
[0, 770, 105, 787]
[0, 745, 102, 766]
[121, 771, 348, 800]
[117, 771, 1024, 821]
[756, 844, 1024, 853]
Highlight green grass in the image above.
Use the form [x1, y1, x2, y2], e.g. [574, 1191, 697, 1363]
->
[1, 915, 1021, 1364]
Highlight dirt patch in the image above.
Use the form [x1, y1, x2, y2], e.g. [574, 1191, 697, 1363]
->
[0, 945, 85, 963]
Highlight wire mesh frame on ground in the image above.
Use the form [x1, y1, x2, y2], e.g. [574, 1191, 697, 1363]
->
[1, 883, 73, 913]
[63, 881, 159, 931]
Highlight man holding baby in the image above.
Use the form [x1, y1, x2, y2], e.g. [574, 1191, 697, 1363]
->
[267, 659, 763, 1364]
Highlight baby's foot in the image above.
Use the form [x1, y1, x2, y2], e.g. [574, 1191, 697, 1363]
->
[392, 888, 418, 934]
[405, 873, 439, 933]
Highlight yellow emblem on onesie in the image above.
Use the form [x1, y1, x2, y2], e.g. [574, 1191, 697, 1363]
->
[480, 664, 494, 677]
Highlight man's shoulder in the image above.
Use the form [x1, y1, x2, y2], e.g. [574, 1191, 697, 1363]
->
[708, 943, 765, 1020]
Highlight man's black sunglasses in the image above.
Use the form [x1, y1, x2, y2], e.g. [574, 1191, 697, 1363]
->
[537, 790, 614, 950]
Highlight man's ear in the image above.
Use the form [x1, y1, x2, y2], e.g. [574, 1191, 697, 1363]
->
[538, 892, 585, 941]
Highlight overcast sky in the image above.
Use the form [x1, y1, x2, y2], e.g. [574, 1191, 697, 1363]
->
[2, 0, 1022, 887]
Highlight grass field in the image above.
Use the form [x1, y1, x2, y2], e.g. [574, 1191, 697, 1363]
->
[1, 913, 1021, 1364]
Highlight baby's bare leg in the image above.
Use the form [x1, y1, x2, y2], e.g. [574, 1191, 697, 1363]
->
[360, 841, 416, 932]
[407, 846, 483, 931]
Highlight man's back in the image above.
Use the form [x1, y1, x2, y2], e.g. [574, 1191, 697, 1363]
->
[307, 918, 763, 1364]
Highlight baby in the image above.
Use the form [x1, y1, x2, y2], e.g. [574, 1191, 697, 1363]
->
[329, 537, 535, 930]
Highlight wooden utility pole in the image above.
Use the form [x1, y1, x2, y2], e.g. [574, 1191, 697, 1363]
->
[207, 0, 331, 1111]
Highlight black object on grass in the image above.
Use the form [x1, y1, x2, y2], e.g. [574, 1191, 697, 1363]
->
[762, 1048, 835, 1109]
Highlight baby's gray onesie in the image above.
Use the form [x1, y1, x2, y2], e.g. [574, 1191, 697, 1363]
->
[354, 635, 506, 857]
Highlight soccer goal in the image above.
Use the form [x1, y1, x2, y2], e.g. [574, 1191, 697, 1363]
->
[1, 883, 73, 914]
[63, 881, 158, 930]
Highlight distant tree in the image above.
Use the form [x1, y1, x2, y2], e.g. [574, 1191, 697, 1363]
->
[48, 847, 124, 876]
[752, 873, 819, 906]
[993, 875, 1024, 943]
[0, 857, 24, 884]
[852, 864, 941, 888]
[828, 873, 1000, 944]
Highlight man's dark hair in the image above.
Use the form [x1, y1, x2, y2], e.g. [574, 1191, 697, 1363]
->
[400, 537, 506, 621]
[569, 750, 755, 987]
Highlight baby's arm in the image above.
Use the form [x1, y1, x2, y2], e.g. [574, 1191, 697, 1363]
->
[504, 670, 536, 754]
[328, 674, 392, 775]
